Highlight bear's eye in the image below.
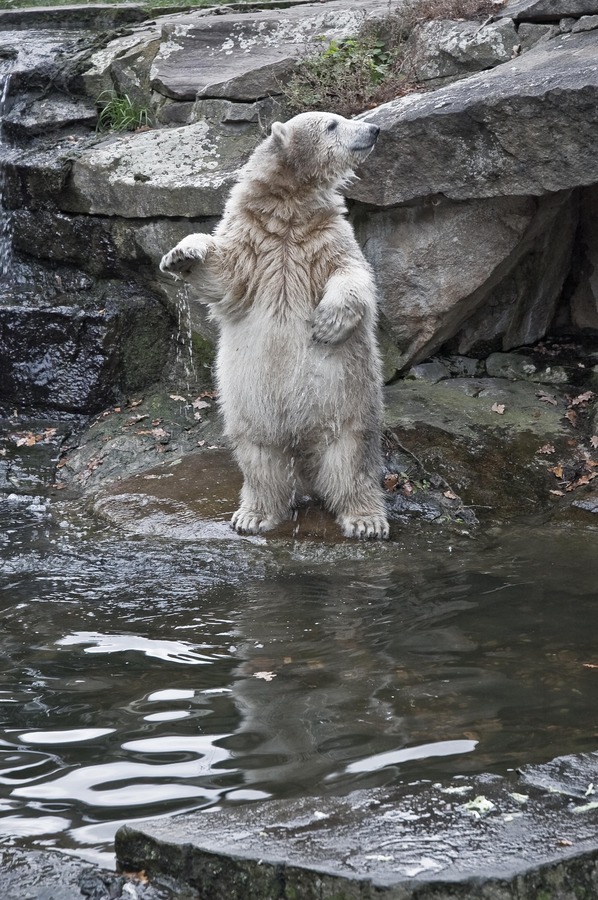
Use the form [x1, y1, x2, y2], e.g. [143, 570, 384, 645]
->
[327, 120, 338, 132]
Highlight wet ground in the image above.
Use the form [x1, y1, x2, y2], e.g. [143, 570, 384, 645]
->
[0, 483, 597, 881]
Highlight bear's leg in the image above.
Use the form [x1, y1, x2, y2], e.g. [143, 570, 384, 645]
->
[313, 430, 389, 540]
[231, 439, 296, 535]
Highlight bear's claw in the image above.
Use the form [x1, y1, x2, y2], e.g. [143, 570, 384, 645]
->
[338, 514, 390, 540]
[231, 508, 280, 535]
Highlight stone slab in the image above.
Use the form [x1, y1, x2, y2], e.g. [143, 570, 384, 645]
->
[116, 751, 598, 899]
[63, 122, 260, 218]
[351, 31, 598, 206]
[0, 4, 147, 31]
[149, 0, 392, 101]
[498, 0, 598, 21]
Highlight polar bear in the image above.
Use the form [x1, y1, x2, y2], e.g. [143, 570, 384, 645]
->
[160, 111, 389, 540]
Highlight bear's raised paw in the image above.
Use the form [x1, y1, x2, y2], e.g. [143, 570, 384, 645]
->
[338, 514, 389, 540]
[160, 234, 214, 277]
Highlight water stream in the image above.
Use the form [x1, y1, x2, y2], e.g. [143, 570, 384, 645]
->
[0, 62, 12, 277]
[0, 493, 596, 867]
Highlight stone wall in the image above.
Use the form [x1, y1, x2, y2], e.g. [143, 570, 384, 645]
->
[1, 0, 598, 413]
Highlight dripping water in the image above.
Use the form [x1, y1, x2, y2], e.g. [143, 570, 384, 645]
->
[175, 283, 197, 390]
[0, 61, 12, 278]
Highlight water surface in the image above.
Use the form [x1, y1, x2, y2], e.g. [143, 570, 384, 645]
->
[0, 494, 597, 866]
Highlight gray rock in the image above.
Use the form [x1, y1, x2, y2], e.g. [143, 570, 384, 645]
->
[498, 0, 598, 21]
[0, 274, 172, 414]
[485, 352, 569, 383]
[572, 13, 598, 29]
[352, 31, 598, 207]
[82, 28, 160, 99]
[353, 194, 538, 367]
[565, 187, 598, 330]
[517, 22, 558, 49]
[452, 190, 577, 355]
[406, 360, 450, 382]
[409, 18, 518, 83]
[116, 752, 598, 899]
[0, 4, 147, 32]
[62, 122, 261, 218]
[149, 0, 387, 102]
[3, 95, 97, 138]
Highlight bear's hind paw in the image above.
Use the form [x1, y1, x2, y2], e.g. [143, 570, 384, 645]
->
[231, 508, 281, 535]
[338, 514, 389, 541]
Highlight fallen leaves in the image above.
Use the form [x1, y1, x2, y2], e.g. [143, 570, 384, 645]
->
[547, 455, 598, 494]
[537, 390, 558, 406]
[491, 403, 505, 415]
[570, 390, 595, 407]
[10, 428, 57, 447]
[536, 444, 555, 455]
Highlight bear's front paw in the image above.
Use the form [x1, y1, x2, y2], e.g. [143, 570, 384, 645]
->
[338, 514, 390, 540]
[311, 305, 356, 346]
[160, 235, 212, 277]
[231, 507, 281, 535]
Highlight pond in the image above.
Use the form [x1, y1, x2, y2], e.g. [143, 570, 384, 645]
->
[0, 491, 597, 868]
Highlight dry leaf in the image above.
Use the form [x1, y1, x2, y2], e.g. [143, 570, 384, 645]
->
[197, 440, 206, 447]
[384, 473, 399, 491]
[192, 399, 211, 411]
[564, 410, 578, 427]
[570, 391, 595, 406]
[123, 415, 148, 427]
[15, 433, 37, 447]
[591, 436, 598, 450]
[556, 839, 573, 847]
[537, 391, 557, 406]
[402, 482, 414, 495]
[548, 464, 564, 479]
[169, 394, 187, 402]
[130, 398, 143, 407]
[583, 663, 598, 669]
[491, 403, 505, 414]
[443, 489, 458, 500]
[253, 671, 277, 681]
[549, 489, 564, 496]
[566, 473, 597, 492]
[152, 427, 168, 439]
[536, 444, 555, 455]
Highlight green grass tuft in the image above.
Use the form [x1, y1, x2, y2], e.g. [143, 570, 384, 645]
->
[96, 91, 152, 133]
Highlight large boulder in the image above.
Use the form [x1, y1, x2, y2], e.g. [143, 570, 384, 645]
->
[569, 185, 598, 330]
[148, 0, 389, 102]
[62, 122, 261, 218]
[352, 30, 598, 206]
[408, 18, 518, 83]
[497, 0, 598, 21]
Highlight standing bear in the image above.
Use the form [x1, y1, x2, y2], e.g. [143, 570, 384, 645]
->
[160, 111, 389, 540]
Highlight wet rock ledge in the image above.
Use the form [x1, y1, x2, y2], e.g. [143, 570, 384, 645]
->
[115, 751, 598, 899]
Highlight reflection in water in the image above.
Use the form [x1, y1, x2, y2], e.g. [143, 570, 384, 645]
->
[0, 496, 597, 864]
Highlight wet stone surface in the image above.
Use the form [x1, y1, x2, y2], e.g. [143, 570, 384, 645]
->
[117, 753, 598, 898]
[0, 844, 173, 900]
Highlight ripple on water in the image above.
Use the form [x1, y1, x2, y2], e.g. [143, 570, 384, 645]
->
[0, 497, 596, 865]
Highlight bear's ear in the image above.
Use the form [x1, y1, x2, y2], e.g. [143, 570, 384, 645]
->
[270, 121, 289, 148]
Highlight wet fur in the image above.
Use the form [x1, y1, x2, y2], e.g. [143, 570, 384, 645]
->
[161, 112, 389, 539]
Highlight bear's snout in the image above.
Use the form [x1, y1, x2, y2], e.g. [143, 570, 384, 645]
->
[369, 124, 381, 139]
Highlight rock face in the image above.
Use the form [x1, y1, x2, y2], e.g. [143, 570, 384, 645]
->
[353, 31, 598, 206]
[408, 18, 518, 83]
[2, 0, 598, 416]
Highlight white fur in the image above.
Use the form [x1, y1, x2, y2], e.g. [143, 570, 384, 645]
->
[161, 112, 389, 540]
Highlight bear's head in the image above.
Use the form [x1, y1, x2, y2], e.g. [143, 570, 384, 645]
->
[269, 112, 380, 185]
